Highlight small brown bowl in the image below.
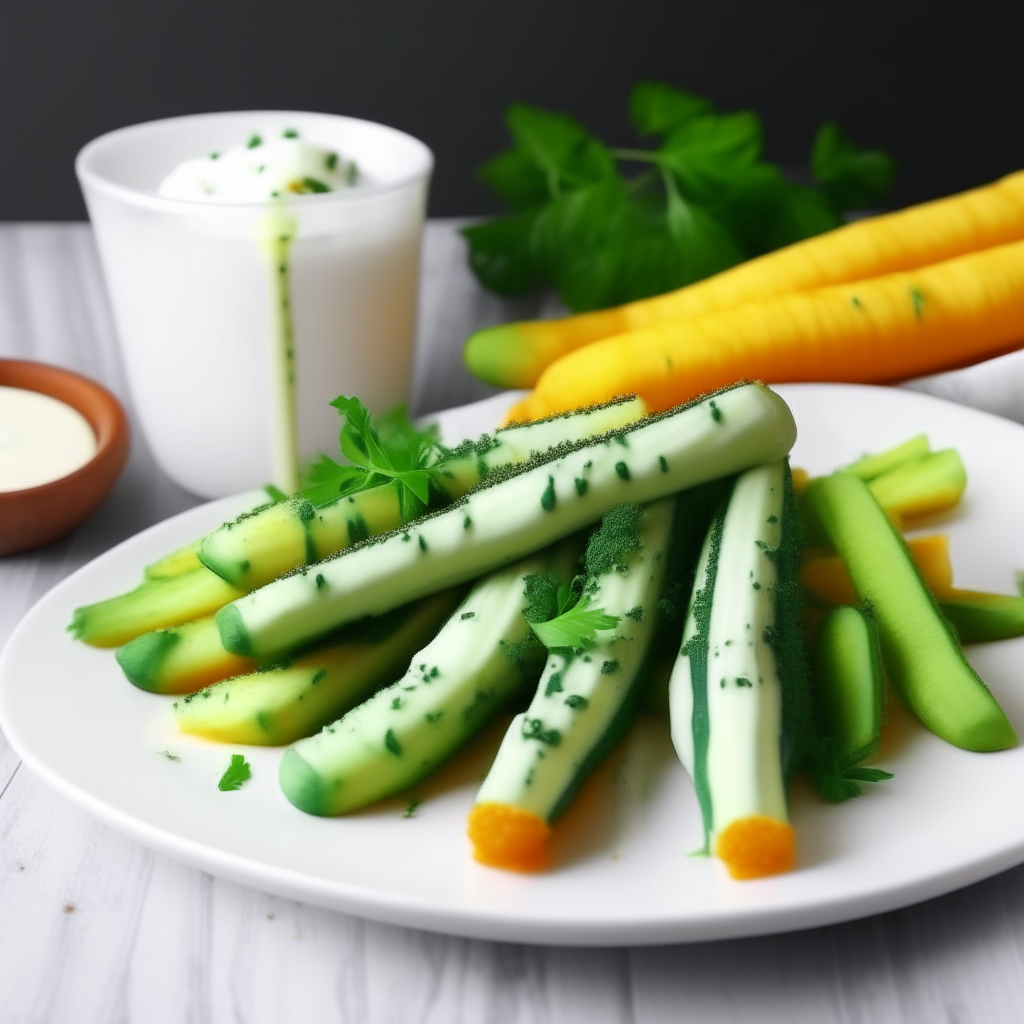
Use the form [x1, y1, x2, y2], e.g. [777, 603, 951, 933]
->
[0, 359, 130, 556]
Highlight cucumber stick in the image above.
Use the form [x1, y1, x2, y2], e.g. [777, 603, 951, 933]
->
[468, 498, 675, 872]
[670, 461, 808, 880]
[808, 605, 892, 803]
[940, 589, 1024, 643]
[144, 539, 204, 580]
[69, 568, 244, 649]
[174, 590, 462, 745]
[217, 383, 796, 661]
[803, 472, 1016, 752]
[843, 434, 929, 481]
[279, 542, 579, 815]
[200, 396, 647, 591]
[117, 615, 256, 694]
[867, 448, 965, 521]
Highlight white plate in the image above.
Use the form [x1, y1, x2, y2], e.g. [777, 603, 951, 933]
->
[5, 383, 1024, 946]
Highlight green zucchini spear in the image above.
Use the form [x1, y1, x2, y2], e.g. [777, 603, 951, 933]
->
[802, 472, 1017, 752]
[216, 383, 796, 662]
[670, 460, 810, 880]
[280, 539, 580, 815]
[174, 591, 462, 746]
[199, 396, 647, 591]
[469, 498, 676, 871]
[69, 397, 645, 648]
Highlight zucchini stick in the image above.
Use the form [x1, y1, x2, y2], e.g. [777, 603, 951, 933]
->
[174, 591, 462, 745]
[280, 540, 580, 815]
[217, 383, 796, 661]
[199, 396, 648, 591]
[802, 473, 1016, 751]
[469, 499, 676, 871]
[670, 461, 809, 880]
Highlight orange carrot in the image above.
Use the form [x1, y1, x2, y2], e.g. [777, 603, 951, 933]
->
[466, 170, 1024, 388]
[506, 239, 1024, 422]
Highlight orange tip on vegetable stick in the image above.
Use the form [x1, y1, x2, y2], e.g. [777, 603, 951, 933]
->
[468, 802, 552, 873]
[715, 816, 797, 880]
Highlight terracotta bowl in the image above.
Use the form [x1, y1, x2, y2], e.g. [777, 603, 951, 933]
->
[0, 359, 130, 556]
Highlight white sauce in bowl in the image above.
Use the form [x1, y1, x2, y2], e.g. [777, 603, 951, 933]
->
[0, 386, 97, 492]
[157, 128, 357, 202]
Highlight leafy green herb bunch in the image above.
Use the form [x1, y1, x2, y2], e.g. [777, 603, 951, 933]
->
[463, 82, 895, 313]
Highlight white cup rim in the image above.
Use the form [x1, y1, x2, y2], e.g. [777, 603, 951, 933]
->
[76, 109, 434, 213]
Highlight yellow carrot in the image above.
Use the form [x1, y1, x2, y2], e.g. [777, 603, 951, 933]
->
[506, 239, 1024, 422]
[466, 170, 1024, 388]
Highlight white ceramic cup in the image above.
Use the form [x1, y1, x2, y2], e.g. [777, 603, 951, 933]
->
[77, 111, 433, 499]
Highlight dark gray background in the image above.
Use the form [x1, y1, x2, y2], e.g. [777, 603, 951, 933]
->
[0, 0, 1021, 219]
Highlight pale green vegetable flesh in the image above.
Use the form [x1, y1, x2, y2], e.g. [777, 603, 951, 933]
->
[174, 591, 461, 746]
[217, 383, 797, 661]
[280, 543, 579, 815]
[474, 497, 675, 822]
[812, 606, 885, 764]
[199, 396, 647, 591]
[69, 568, 244, 649]
[843, 434, 929, 481]
[867, 449, 966, 519]
[670, 461, 807, 851]
[803, 473, 1016, 752]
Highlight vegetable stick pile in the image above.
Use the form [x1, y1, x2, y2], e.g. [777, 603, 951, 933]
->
[457, 171, 1024, 423]
[70, 387, 1024, 880]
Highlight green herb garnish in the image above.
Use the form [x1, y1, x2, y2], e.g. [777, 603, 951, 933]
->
[298, 176, 331, 194]
[463, 82, 893, 312]
[247, 134, 262, 149]
[402, 798, 421, 818]
[298, 396, 444, 517]
[530, 597, 619, 650]
[218, 754, 252, 791]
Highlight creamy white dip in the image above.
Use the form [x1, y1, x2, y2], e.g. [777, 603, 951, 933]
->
[157, 128, 357, 202]
[0, 386, 97, 492]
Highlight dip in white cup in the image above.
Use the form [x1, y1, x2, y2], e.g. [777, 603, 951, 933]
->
[77, 111, 432, 499]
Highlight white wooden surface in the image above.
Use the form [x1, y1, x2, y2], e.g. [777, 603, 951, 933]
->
[3, 221, 1024, 1023]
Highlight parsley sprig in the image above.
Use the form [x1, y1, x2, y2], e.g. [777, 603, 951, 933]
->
[526, 504, 649, 651]
[464, 81, 894, 312]
[299, 396, 445, 517]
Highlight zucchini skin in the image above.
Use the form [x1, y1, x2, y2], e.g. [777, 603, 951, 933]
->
[803, 472, 1016, 752]
[174, 591, 462, 746]
[670, 462, 809, 865]
[811, 605, 885, 764]
[279, 546, 576, 815]
[116, 615, 256, 694]
[472, 498, 675, 828]
[218, 383, 797, 661]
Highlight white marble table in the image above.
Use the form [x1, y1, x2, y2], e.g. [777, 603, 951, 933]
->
[3, 221, 1024, 1023]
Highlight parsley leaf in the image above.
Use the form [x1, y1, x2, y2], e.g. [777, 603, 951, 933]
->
[530, 597, 620, 650]
[463, 82, 894, 313]
[218, 754, 252, 791]
[297, 396, 444, 516]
